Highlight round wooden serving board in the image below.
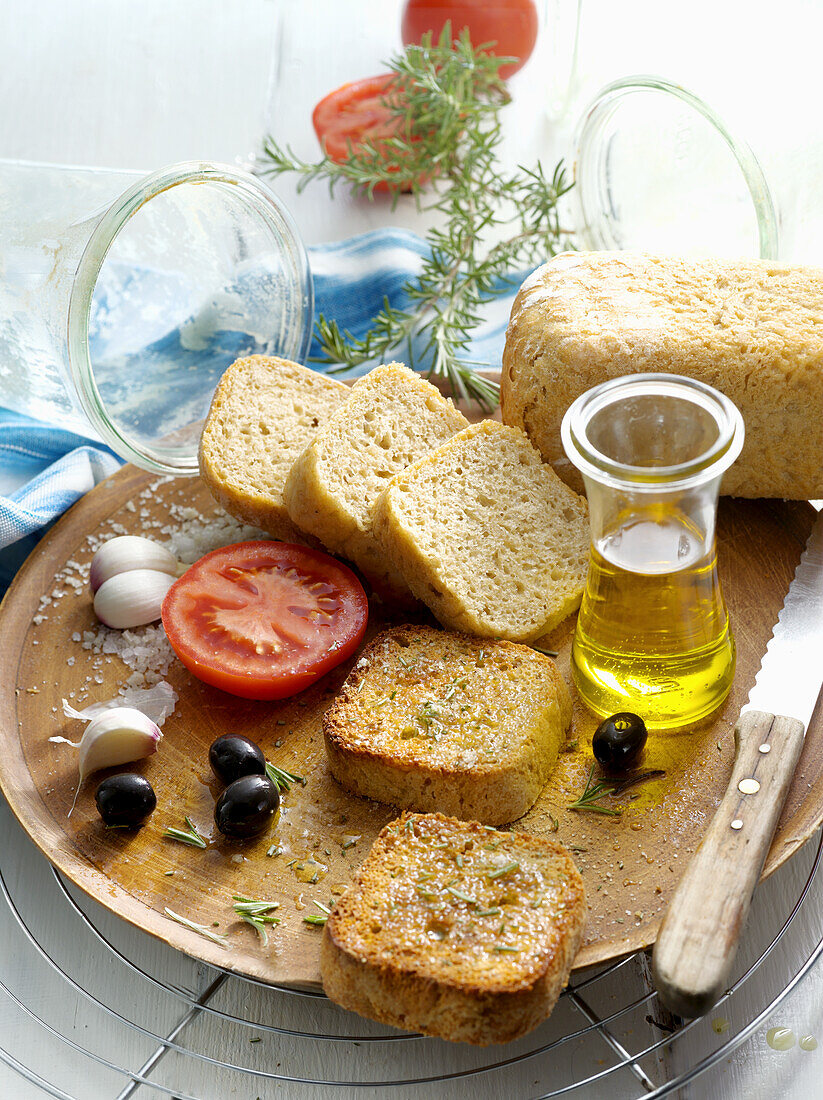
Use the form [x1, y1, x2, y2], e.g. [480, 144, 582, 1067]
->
[0, 467, 821, 991]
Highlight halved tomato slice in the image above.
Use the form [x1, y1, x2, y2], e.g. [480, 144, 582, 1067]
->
[312, 74, 427, 192]
[162, 541, 368, 700]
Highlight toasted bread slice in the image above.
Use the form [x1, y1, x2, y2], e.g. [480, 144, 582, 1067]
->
[321, 812, 587, 1045]
[373, 420, 590, 640]
[324, 625, 571, 825]
[198, 355, 348, 542]
[283, 363, 468, 599]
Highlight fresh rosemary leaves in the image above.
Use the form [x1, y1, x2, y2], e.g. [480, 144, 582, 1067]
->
[303, 899, 332, 927]
[265, 761, 305, 792]
[260, 27, 573, 410]
[232, 895, 281, 946]
[568, 765, 666, 816]
[162, 816, 208, 848]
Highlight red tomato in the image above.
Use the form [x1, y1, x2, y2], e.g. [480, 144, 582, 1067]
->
[161, 541, 368, 700]
[401, 0, 539, 79]
[313, 74, 423, 192]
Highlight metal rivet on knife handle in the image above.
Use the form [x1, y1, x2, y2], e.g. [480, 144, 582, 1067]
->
[738, 778, 761, 794]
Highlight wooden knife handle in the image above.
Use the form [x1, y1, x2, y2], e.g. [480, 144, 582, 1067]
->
[652, 710, 806, 1018]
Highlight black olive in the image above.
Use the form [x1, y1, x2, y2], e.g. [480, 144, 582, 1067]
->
[209, 735, 266, 786]
[592, 712, 648, 771]
[95, 773, 157, 827]
[214, 775, 279, 839]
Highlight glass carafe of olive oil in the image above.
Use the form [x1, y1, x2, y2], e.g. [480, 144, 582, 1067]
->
[561, 374, 745, 730]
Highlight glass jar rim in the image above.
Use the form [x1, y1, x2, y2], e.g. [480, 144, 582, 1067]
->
[561, 372, 745, 492]
[66, 160, 313, 476]
[572, 74, 779, 260]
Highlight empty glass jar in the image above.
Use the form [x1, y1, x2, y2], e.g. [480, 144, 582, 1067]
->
[0, 160, 312, 473]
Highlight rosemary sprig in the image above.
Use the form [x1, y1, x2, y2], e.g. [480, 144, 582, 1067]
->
[232, 895, 281, 946]
[487, 861, 519, 879]
[567, 766, 622, 816]
[260, 27, 573, 411]
[303, 899, 332, 926]
[164, 907, 228, 947]
[568, 766, 666, 816]
[265, 761, 305, 792]
[162, 816, 207, 848]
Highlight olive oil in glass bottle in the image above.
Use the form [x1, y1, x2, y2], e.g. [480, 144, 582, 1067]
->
[561, 374, 745, 730]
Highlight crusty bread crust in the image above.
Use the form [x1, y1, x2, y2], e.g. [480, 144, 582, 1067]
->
[373, 420, 590, 641]
[320, 813, 587, 1045]
[501, 251, 823, 499]
[198, 355, 348, 539]
[324, 625, 571, 825]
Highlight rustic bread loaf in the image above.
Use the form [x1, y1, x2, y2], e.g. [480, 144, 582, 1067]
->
[324, 625, 572, 825]
[501, 251, 823, 499]
[198, 355, 348, 541]
[320, 811, 587, 1045]
[284, 363, 468, 600]
[373, 420, 590, 641]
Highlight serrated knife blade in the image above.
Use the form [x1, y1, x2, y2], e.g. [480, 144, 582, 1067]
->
[741, 508, 823, 729]
[653, 507, 823, 1019]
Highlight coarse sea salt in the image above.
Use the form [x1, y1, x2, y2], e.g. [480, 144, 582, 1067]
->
[62, 681, 178, 727]
[54, 502, 268, 706]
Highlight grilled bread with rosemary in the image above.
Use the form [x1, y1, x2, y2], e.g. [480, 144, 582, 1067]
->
[324, 625, 572, 825]
[199, 355, 348, 541]
[284, 363, 468, 600]
[373, 420, 590, 640]
[320, 812, 587, 1045]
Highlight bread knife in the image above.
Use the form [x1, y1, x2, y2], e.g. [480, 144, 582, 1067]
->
[652, 509, 823, 1018]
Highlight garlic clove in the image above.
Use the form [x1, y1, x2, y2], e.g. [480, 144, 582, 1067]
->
[59, 706, 163, 815]
[90, 536, 180, 594]
[76, 707, 162, 783]
[93, 569, 175, 629]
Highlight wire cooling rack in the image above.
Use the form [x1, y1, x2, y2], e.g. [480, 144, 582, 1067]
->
[0, 795, 821, 1100]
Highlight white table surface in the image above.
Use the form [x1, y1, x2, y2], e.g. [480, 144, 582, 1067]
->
[1, 2, 822, 1097]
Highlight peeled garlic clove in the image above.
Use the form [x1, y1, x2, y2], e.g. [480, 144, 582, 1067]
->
[90, 535, 180, 593]
[93, 569, 175, 629]
[76, 707, 162, 783]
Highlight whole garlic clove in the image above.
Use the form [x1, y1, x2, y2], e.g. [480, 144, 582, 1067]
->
[75, 707, 163, 783]
[93, 569, 175, 629]
[89, 536, 180, 594]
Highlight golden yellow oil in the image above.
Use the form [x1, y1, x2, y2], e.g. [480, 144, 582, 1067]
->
[572, 514, 735, 729]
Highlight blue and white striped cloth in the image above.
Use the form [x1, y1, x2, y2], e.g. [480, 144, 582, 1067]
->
[0, 228, 520, 593]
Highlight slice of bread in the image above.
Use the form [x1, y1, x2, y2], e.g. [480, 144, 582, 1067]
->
[324, 625, 572, 825]
[199, 355, 348, 542]
[373, 420, 590, 641]
[320, 811, 587, 1045]
[283, 363, 468, 600]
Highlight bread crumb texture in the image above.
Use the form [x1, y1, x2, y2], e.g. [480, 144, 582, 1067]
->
[198, 355, 348, 539]
[321, 812, 586, 1045]
[324, 625, 572, 824]
[284, 363, 468, 600]
[501, 252, 823, 499]
[374, 420, 590, 640]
